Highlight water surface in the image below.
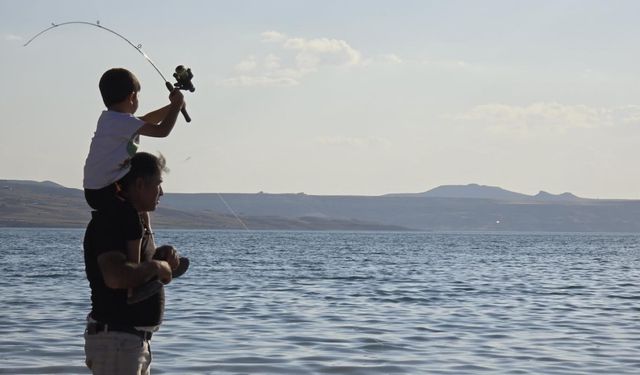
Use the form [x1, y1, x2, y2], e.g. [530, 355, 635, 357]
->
[1, 229, 639, 374]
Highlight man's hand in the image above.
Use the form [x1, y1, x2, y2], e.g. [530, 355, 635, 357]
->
[154, 260, 173, 285]
[154, 245, 180, 270]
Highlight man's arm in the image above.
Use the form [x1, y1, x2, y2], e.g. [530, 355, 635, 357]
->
[97, 251, 172, 289]
[153, 245, 180, 270]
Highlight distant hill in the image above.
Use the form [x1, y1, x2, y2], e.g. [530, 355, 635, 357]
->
[386, 184, 528, 200]
[0, 180, 407, 231]
[1, 179, 65, 189]
[385, 183, 588, 202]
[532, 190, 583, 202]
[2, 179, 639, 232]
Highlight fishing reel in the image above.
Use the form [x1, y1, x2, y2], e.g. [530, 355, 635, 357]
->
[172, 65, 195, 92]
[164, 65, 194, 122]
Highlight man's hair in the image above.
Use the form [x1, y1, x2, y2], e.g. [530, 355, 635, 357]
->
[99, 68, 141, 107]
[117, 152, 168, 190]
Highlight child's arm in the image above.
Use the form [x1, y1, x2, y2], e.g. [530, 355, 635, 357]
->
[139, 104, 172, 125]
[137, 89, 184, 138]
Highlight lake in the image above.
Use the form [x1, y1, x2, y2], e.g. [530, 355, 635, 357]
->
[1, 229, 639, 374]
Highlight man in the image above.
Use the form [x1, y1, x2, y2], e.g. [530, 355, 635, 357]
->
[83, 152, 180, 375]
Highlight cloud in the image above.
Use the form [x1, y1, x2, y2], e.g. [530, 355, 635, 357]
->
[234, 56, 258, 72]
[448, 103, 640, 135]
[3, 34, 22, 42]
[261, 31, 287, 43]
[220, 75, 299, 87]
[264, 54, 281, 70]
[610, 105, 640, 125]
[414, 57, 473, 71]
[379, 54, 403, 64]
[283, 37, 362, 67]
[225, 31, 363, 87]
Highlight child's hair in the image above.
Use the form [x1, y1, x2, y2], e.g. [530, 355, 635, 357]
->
[99, 68, 141, 107]
[118, 152, 168, 189]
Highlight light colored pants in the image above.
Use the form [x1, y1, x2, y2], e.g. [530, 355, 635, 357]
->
[84, 330, 152, 375]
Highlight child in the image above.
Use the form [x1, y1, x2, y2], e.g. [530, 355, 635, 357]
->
[83, 68, 184, 289]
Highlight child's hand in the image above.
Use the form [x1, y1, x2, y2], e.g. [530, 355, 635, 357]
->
[169, 89, 184, 108]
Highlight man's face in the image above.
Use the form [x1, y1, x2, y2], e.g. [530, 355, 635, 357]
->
[137, 173, 163, 212]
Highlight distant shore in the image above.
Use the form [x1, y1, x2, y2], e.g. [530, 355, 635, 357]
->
[2, 180, 640, 232]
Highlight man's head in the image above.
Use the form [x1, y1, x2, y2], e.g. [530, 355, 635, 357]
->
[99, 68, 141, 113]
[118, 152, 168, 212]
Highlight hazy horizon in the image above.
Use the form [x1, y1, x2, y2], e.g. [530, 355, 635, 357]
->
[3, 1, 640, 199]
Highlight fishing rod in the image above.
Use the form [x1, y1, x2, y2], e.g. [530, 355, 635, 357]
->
[25, 21, 251, 231]
[24, 21, 193, 122]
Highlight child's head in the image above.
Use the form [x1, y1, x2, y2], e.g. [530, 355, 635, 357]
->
[99, 68, 141, 111]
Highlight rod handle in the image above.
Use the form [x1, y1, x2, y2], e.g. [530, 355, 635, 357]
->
[165, 82, 191, 123]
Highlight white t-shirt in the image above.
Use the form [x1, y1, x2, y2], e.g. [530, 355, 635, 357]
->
[83, 110, 145, 189]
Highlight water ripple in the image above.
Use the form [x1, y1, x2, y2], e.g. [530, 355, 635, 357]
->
[1, 229, 640, 374]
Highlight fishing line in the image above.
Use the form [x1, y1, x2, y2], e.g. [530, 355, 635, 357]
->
[24, 21, 251, 231]
[24, 20, 192, 122]
[217, 193, 250, 231]
[24, 21, 170, 83]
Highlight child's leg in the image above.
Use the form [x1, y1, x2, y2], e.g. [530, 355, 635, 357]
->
[140, 212, 157, 252]
[84, 185, 118, 210]
[126, 238, 141, 298]
[124, 212, 145, 298]
[126, 239, 142, 264]
[127, 212, 163, 304]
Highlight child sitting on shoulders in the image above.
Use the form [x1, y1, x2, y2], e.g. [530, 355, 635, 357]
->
[83, 68, 184, 293]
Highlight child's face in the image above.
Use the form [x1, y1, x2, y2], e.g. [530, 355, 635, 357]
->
[131, 91, 139, 114]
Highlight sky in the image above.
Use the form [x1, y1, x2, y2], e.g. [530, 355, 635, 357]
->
[2, 1, 640, 198]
